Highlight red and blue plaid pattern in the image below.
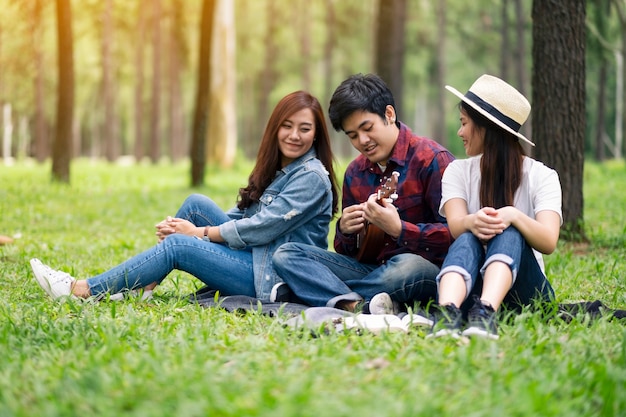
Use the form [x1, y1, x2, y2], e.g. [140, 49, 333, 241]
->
[334, 123, 455, 266]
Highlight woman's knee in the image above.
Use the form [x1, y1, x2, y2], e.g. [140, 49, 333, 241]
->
[453, 232, 481, 247]
[447, 232, 484, 261]
[160, 234, 192, 255]
[497, 226, 524, 243]
[181, 193, 212, 209]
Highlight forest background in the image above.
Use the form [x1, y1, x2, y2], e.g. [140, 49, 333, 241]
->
[0, 0, 625, 234]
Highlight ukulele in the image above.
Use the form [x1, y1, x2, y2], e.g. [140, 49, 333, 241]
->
[355, 171, 400, 263]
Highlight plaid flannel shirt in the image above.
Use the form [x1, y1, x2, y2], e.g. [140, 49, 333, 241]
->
[334, 122, 455, 266]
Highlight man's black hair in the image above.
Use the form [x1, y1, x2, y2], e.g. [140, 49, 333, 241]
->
[328, 73, 396, 132]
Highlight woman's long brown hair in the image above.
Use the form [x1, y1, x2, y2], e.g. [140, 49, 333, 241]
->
[461, 102, 525, 209]
[237, 91, 339, 215]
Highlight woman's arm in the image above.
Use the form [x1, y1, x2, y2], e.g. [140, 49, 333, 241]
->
[444, 198, 560, 254]
[496, 207, 561, 254]
[220, 168, 331, 248]
[443, 198, 504, 240]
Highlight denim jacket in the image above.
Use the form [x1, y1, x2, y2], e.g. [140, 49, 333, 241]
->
[219, 148, 333, 300]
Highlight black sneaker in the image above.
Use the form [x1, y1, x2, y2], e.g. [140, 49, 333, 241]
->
[462, 295, 499, 340]
[188, 286, 218, 302]
[269, 282, 304, 304]
[429, 303, 462, 338]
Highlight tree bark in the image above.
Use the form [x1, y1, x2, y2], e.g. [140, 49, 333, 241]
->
[513, 0, 531, 143]
[149, 0, 162, 163]
[616, 49, 624, 159]
[375, 0, 407, 116]
[32, 0, 48, 162]
[298, 0, 312, 92]
[2, 104, 12, 162]
[52, 0, 74, 183]
[323, 0, 350, 158]
[323, 0, 336, 112]
[500, 0, 510, 80]
[190, 0, 215, 186]
[595, 63, 607, 161]
[433, 0, 446, 146]
[590, 0, 609, 161]
[258, 0, 279, 143]
[133, 4, 147, 162]
[102, 0, 117, 162]
[612, 0, 625, 159]
[532, 0, 586, 238]
[206, 0, 236, 168]
[169, 0, 186, 162]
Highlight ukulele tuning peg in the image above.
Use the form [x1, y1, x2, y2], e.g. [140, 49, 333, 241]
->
[390, 193, 398, 200]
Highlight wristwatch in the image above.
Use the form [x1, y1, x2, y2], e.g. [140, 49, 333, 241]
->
[203, 226, 211, 242]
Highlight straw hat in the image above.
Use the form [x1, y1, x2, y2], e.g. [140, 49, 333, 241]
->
[445, 74, 533, 146]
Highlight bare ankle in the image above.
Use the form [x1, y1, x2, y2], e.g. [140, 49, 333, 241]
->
[71, 280, 91, 298]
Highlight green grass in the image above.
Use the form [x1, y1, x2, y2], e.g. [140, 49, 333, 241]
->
[0, 158, 625, 417]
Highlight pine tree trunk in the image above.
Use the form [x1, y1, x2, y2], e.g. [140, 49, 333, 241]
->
[433, 0, 446, 146]
[52, 0, 74, 183]
[133, 4, 146, 162]
[190, 0, 215, 186]
[169, 0, 186, 162]
[149, 0, 162, 163]
[500, 0, 510, 80]
[102, 0, 117, 161]
[595, 63, 607, 161]
[532, 0, 586, 238]
[257, 0, 278, 145]
[375, 0, 407, 116]
[514, 0, 531, 143]
[32, 0, 48, 162]
[206, 0, 236, 168]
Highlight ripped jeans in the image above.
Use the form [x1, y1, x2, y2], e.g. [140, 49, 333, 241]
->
[436, 227, 554, 310]
[86, 195, 257, 297]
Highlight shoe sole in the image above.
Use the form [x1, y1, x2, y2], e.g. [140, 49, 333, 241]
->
[462, 326, 499, 340]
[109, 292, 124, 301]
[30, 258, 56, 299]
[343, 314, 408, 334]
[109, 290, 153, 302]
[403, 315, 434, 327]
[270, 283, 302, 304]
[269, 283, 284, 303]
[427, 328, 461, 339]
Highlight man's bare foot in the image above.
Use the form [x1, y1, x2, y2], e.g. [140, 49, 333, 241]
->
[335, 299, 360, 312]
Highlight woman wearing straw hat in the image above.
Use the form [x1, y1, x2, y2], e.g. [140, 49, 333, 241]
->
[430, 74, 562, 339]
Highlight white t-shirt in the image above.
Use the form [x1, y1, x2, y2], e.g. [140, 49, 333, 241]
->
[439, 155, 562, 272]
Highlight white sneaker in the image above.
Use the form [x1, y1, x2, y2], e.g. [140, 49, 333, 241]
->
[369, 292, 399, 315]
[109, 289, 154, 302]
[30, 258, 75, 299]
[401, 311, 434, 328]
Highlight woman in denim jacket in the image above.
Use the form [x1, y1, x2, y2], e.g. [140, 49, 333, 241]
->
[30, 91, 339, 302]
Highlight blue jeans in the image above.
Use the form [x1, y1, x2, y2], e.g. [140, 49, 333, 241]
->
[272, 243, 440, 307]
[87, 195, 256, 297]
[436, 227, 554, 310]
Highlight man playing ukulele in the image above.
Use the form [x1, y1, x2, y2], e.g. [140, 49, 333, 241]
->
[272, 74, 454, 315]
